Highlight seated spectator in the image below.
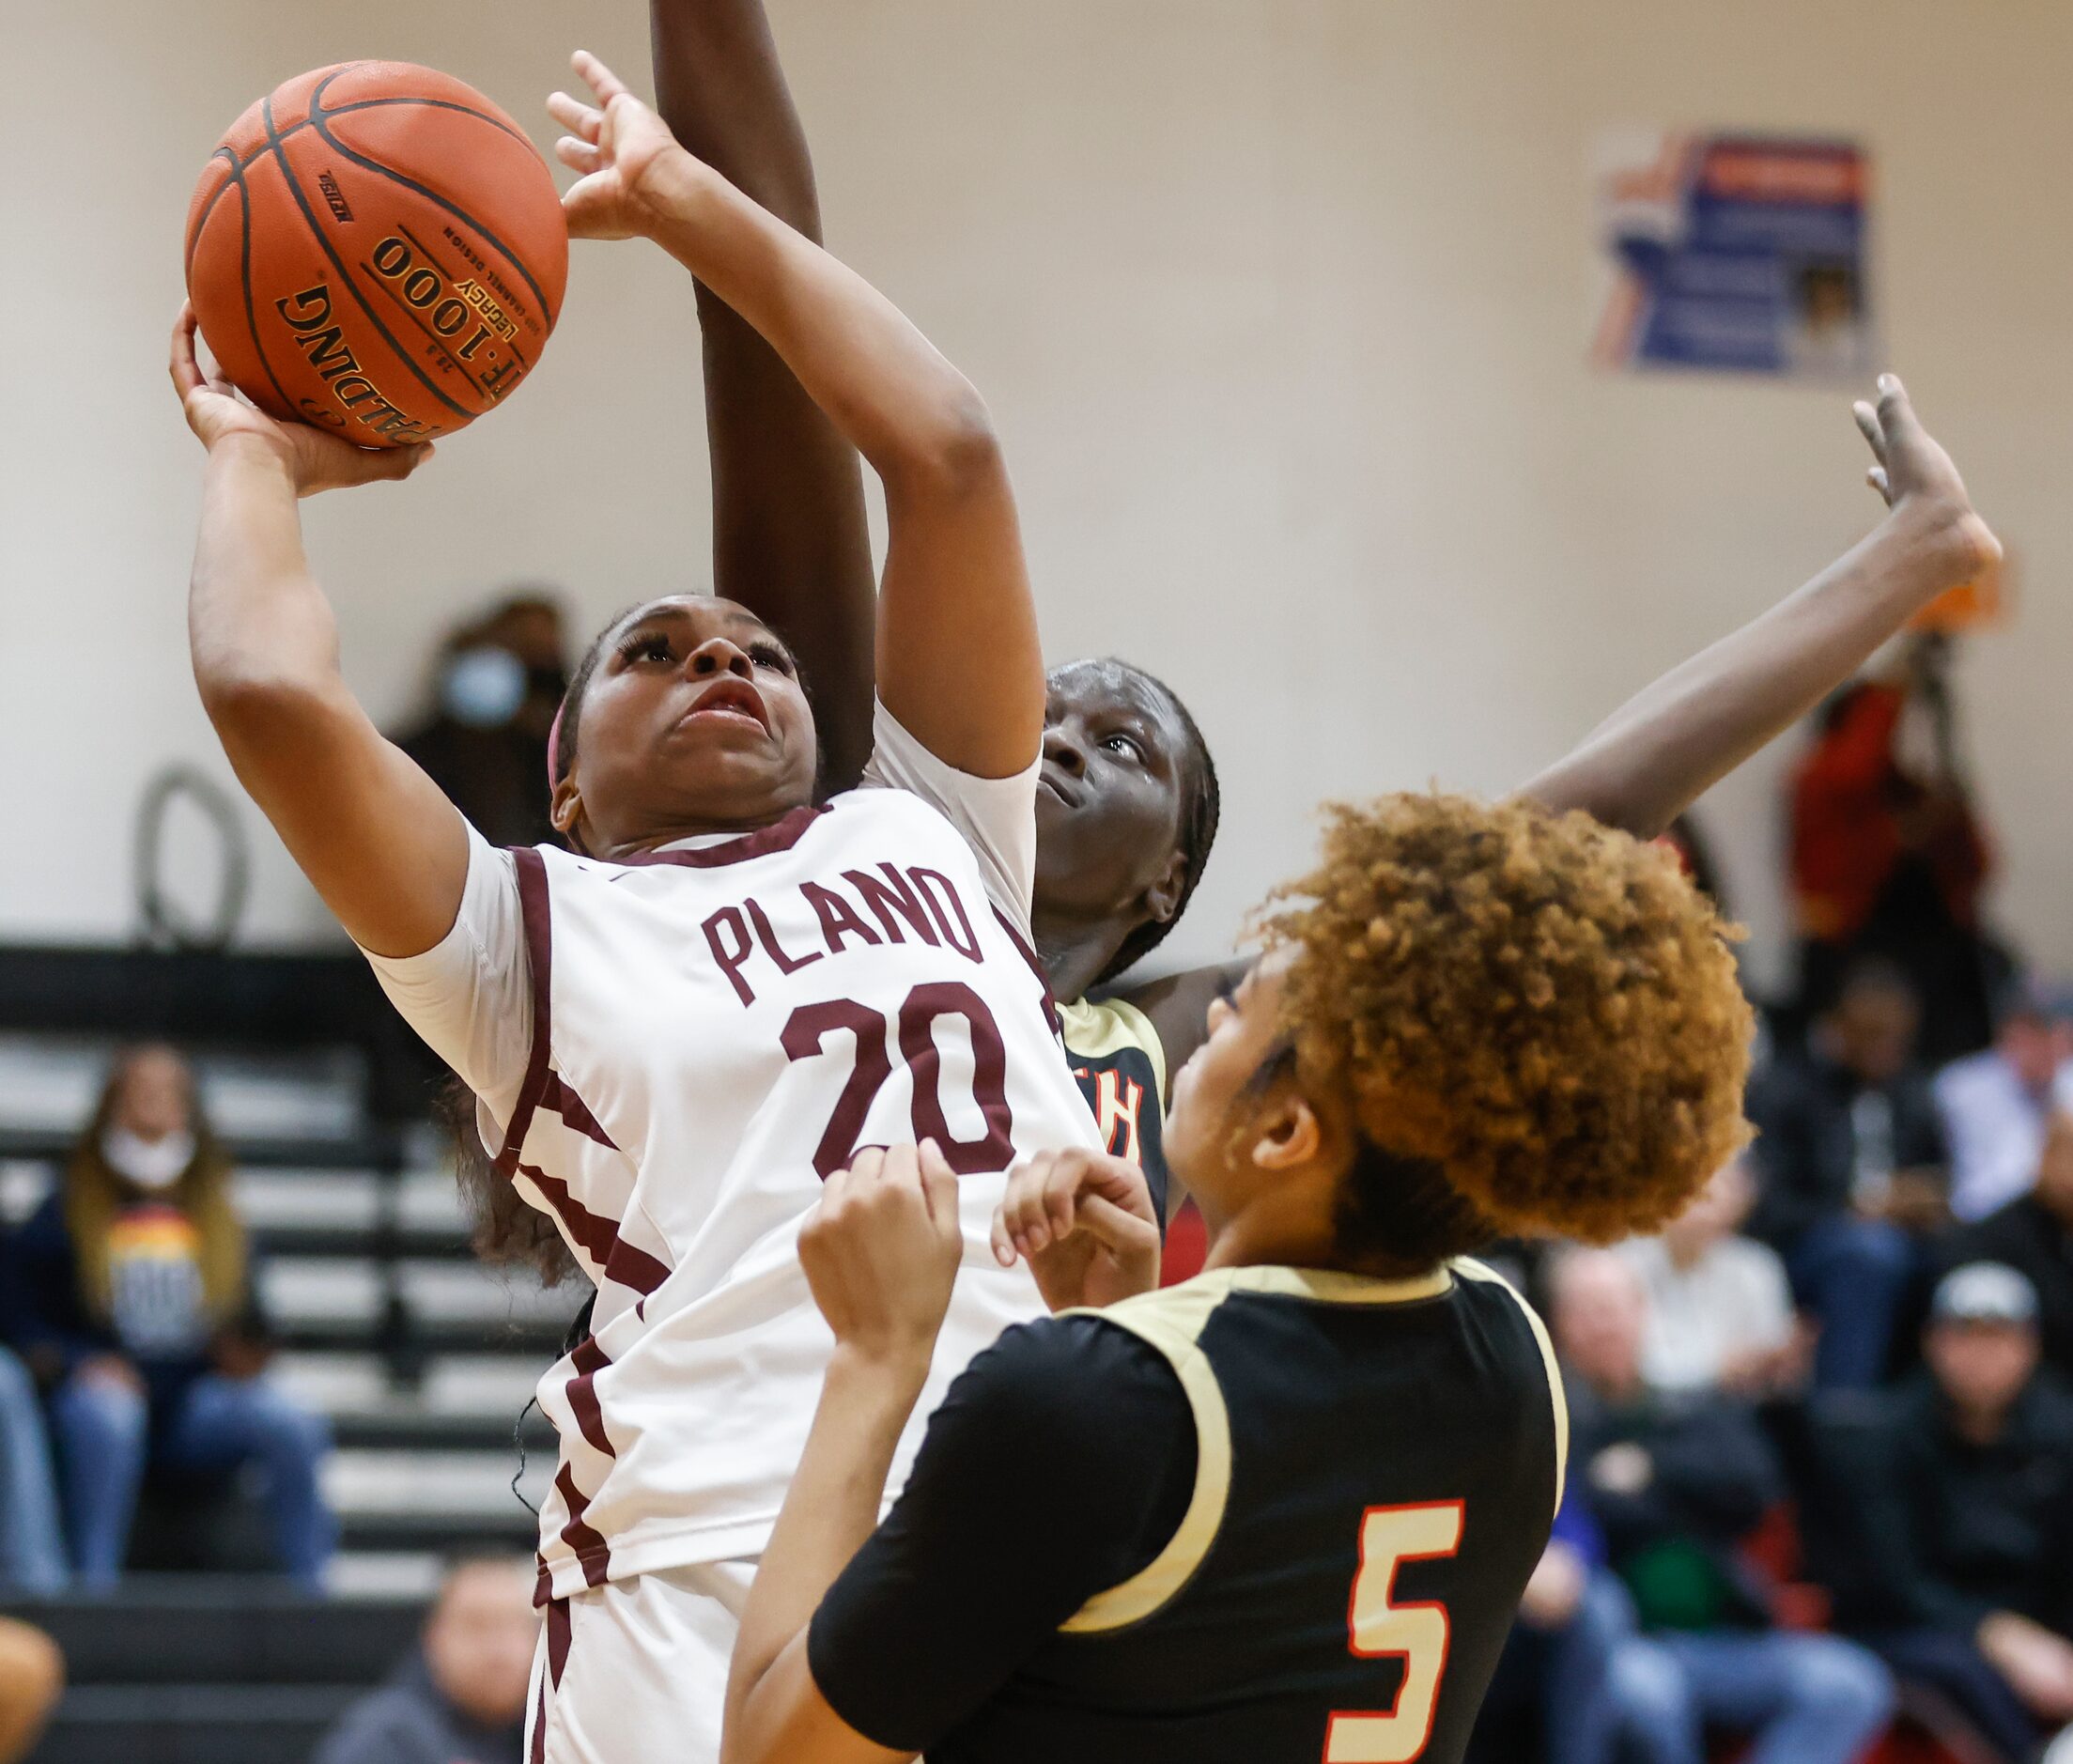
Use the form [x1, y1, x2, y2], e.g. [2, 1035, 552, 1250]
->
[394, 592, 569, 850]
[1936, 1109, 2073, 1379]
[1747, 959, 1948, 1387]
[1852, 1262, 2073, 1763]
[314, 1556, 537, 1764]
[0, 1619, 61, 1764]
[6, 1045, 336, 1592]
[1471, 1492, 1636, 1764]
[1619, 1157, 1806, 1399]
[1552, 1250, 1894, 1764]
[0, 1343, 65, 1597]
[1936, 977, 2073, 1222]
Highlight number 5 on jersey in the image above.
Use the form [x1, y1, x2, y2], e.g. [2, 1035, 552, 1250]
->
[1324, 1500, 1464, 1764]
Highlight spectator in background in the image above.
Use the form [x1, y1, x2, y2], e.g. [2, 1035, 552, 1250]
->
[0, 1343, 65, 1597]
[1747, 959, 1948, 1387]
[314, 1556, 537, 1764]
[1619, 1157, 1805, 1399]
[5, 1045, 335, 1592]
[1852, 1263, 2073, 1762]
[1936, 1110, 2073, 1379]
[1935, 978, 2073, 1222]
[394, 591, 569, 850]
[1788, 634, 1999, 1063]
[0, 1619, 61, 1764]
[1552, 1250, 1894, 1764]
[1471, 1492, 1635, 1764]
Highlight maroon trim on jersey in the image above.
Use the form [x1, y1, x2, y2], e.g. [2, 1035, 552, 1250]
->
[515, 1161, 672, 1297]
[540, 1073, 617, 1150]
[990, 905, 1062, 1037]
[547, 1596, 572, 1685]
[553, 1462, 613, 1586]
[615, 802, 829, 869]
[495, 847, 557, 1175]
[565, 1333, 615, 1459]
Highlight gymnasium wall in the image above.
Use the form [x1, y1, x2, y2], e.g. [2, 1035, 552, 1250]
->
[8, 0, 2072, 996]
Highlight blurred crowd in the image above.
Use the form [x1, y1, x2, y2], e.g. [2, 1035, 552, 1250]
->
[6, 604, 2066, 1764]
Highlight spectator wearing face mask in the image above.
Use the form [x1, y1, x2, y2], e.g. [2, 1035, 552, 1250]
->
[1935, 979, 2073, 1224]
[394, 592, 570, 850]
[1618, 1158, 1806, 1399]
[314, 1556, 538, 1764]
[1747, 958, 1949, 1387]
[1851, 1263, 2073, 1763]
[4, 1045, 335, 1591]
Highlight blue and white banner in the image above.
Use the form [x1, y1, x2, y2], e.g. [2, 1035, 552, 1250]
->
[1592, 130, 1873, 380]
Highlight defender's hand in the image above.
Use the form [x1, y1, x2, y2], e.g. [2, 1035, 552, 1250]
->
[550, 51, 695, 242]
[800, 1142, 965, 1372]
[171, 304, 431, 495]
[1853, 374, 2002, 588]
[991, 1149, 1161, 1312]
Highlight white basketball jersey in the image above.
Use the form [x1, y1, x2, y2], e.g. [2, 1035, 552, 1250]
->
[379, 729, 1106, 1602]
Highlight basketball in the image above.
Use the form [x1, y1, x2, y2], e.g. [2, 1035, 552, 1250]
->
[183, 62, 568, 448]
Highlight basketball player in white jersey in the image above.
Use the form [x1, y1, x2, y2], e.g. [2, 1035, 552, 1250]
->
[171, 52, 1109, 1762]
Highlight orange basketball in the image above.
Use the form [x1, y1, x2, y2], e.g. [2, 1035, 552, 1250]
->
[184, 62, 569, 448]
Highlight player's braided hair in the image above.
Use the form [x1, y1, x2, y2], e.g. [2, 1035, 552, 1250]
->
[1091, 663, 1221, 985]
[1258, 792, 1753, 1259]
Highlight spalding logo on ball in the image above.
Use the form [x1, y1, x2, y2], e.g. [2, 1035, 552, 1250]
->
[185, 62, 569, 447]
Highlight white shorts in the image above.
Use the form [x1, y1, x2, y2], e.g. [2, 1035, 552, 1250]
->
[526, 1559, 757, 1764]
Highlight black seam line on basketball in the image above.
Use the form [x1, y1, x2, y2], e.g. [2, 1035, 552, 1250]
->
[232, 160, 304, 423]
[307, 62, 552, 324]
[304, 107, 558, 328]
[185, 147, 241, 282]
[394, 223, 535, 373]
[261, 94, 475, 423]
[187, 93, 537, 252]
[310, 60, 535, 156]
[360, 252, 518, 401]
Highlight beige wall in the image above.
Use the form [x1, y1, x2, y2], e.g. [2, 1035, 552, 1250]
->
[7, 0, 2070, 994]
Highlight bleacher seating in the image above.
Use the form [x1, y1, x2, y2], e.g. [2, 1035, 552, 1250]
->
[0, 946, 581, 1761]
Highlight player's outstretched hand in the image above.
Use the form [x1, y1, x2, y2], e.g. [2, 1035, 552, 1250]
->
[991, 1149, 1161, 1313]
[800, 1142, 965, 1373]
[170, 304, 431, 496]
[549, 51, 693, 242]
[1853, 374, 2002, 589]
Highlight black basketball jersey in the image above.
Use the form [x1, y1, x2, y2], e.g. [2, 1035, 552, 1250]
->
[1060, 995, 1170, 1224]
[811, 1260, 1566, 1764]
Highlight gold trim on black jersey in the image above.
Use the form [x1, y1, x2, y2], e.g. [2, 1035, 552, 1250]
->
[1055, 1258, 1567, 1634]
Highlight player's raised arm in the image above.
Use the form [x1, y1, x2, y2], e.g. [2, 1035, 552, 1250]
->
[1122, 379, 1997, 1081]
[171, 306, 471, 960]
[651, 0, 876, 793]
[723, 1146, 963, 1764]
[1517, 376, 2001, 837]
[551, 52, 1043, 780]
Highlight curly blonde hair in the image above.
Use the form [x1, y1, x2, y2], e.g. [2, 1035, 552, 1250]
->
[1258, 793, 1753, 1252]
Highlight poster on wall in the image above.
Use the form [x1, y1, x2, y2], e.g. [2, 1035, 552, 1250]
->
[1591, 130, 1873, 380]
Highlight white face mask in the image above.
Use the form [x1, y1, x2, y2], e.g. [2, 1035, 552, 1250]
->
[101, 1126, 196, 1192]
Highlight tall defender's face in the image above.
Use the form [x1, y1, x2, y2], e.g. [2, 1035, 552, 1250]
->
[1031, 660, 1189, 930]
[559, 597, 818, 848]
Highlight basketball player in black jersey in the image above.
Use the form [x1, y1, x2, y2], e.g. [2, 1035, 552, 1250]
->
[716, 789, 1763, 1764]
[650, 0, 2006, 1233]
